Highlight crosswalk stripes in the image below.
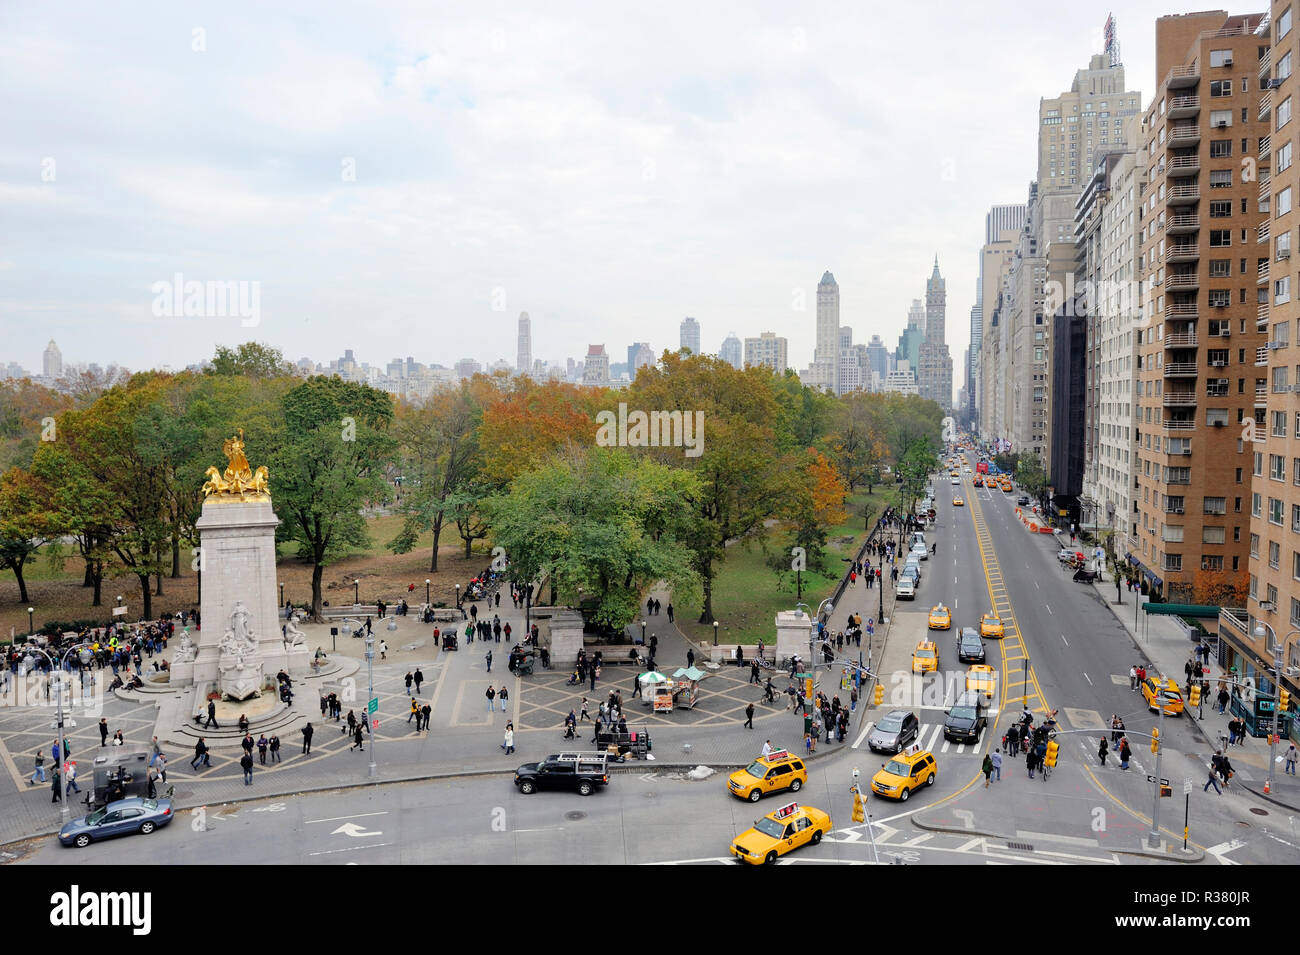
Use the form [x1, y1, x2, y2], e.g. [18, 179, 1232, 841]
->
[852, 720, 983, 755]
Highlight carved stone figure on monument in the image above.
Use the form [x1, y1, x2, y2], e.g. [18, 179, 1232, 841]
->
[228, 601, 256, 650]
[283, 612, 306, 649]
[174, 630, 196, 663]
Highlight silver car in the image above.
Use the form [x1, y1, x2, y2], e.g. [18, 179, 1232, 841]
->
[868, 710, 921, 753]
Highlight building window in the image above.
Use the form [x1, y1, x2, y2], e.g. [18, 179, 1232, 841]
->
[1209, 200, 1233, 218]
[1210, 49, 1234, 68]
[1251, 531, 1261, 555]
[1211, 109, 1233, 128]
[1281, 50, 1294, 82]
[1276, 411, 1289, 436]
[1272, 453, 1286, 478]
[1271, 497, 1286, 525]
[1202, 554, 1225, 571]
[1210, 229, 1232, 246]
[1272, 540, 1282, 569]
[1280, 187, 1294, 217]
[1209, 259, 1231, 277]
[1211, 79, 1233, 97]
[1253, 493, 1263, 518]
[1283, 7, 1294, 40]
[1282, 141, 1295, 174]
[1205, 496, 1227, 514]
[1281, 96, 1294, 130]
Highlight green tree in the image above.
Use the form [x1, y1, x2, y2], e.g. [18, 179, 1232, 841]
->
[207, 342, 294, 380]
[1015, 453, 1048, 498]
[0, 467, 55, 605]
[270, 377, 397, 620]
[482, 447, 699, 630]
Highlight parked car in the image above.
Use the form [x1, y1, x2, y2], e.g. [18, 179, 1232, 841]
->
[59, 797, 175, 848]
[514, 752, 610, 796]
[896, 577, 916, 599]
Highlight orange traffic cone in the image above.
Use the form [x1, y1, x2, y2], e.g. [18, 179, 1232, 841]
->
[1264, 779, 1271, 794]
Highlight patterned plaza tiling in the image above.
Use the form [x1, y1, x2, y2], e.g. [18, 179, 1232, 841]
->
[517, 662, 780, 728]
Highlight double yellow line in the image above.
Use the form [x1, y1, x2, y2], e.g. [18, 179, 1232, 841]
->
[966, 485, 1050, 717]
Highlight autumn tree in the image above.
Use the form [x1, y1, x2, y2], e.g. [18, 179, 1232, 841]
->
[778, 448, 850, 574]
[207, 342, 294, 380]
[478, 377, 606, 485]
[0, 467, 56, 604]
[827, 392, 888, 490]
[625, 354, 790, 624]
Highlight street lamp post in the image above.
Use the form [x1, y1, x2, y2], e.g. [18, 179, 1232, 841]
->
[25, 643, 93, 821]
[28, 607, 34, 635]
[641, 620, 647, 646]
[279, 582, 284, 608]
[713, 620, 719, 646]
[795, 598, 834, 693]
[455, 584, 460, 610]
[1252, 619, 1299, 797]
[364, 631, 377, 778]
[425, 579, 431, 605]
[353, 579, 360, 606]
[116, 595, 122, 608]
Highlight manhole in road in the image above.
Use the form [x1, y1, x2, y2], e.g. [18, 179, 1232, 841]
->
[564, 811, 587, 821]
[1249, 807, 1269, 816]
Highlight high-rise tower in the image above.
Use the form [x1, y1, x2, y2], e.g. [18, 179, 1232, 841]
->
[516, 312, 532, 376]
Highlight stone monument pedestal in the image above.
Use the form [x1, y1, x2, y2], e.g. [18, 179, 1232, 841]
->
[774, 610, 813, 663]
[546, 610, 585, 667]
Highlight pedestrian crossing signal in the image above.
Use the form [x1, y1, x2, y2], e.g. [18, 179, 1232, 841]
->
[872, 684, 884, 705]
[1044, 740, 1059, 768]
[850, 788, 865, 823]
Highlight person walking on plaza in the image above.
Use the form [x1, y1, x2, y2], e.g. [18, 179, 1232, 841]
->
[499, 685, 509, 712]
[99, 718, 108, 746]
[1119, 737, 1131, 770]
[486, 685, 496, 712]
[686, 648, 695, 669]
[1097, 737, 1108, 766]
[205, 698, 219, 729]
[982, 753, 993, 787]
[191, 738, 210, 770]
[1129, 665, 1138, 691]
[409, 698, 420, 725]
[301, 722, 313, 755]
[257, 734, 268, 764]
[414, 668, 424, 694]
[1285, 743, 1298, 776]
[990, 750, 1002, 781]
[1217, 686, 1230, 714]
[485, 650, 493, 673]
[750, 660, 760, 685]
[379, 639, 387, 660]
[579, 697, 591, 721]
[502, 722, 515, 755]
[269, 734, 281, 763]
[65, 761, 80, 795]
[240, 751, 254, 786]
[744, 702, 754, 729]
[29, 749, 46, 785]
[405, 671, 414, 695]
[51, 767, 62, 803]
[351, 724, 364, 752]
[667, 603, 674, 622]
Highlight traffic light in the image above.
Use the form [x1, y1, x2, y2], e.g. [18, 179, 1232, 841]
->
[1044, 740, 1059, 768]
[850, 788, 865, 822]
[1281, 688, 1292, 711]
[873, 684, 884, 705]
[1151, 727, 1160, 754]
[1188, 685, 1201, 707]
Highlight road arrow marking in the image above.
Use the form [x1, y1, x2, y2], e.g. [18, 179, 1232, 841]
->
[1205, 839, 1245, 865]
[332, 823, 383, 838]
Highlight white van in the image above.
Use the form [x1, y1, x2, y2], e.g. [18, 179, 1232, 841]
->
[896, 577, 916, 599]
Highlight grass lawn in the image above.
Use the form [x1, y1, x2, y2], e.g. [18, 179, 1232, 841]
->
[675, 488, 889, 646]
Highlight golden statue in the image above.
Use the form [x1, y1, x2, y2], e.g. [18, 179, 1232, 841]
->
[202, 429, 271, 501]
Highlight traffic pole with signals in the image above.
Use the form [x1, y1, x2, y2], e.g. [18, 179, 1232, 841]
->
[1044, 740, 1059, 768]
[873, 683, 884, 706]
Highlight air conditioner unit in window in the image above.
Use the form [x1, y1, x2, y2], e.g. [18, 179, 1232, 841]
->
[1216, 121, 1229, 128]
[1174, 507, 1185, 513]
[1213, 420, 1226, 426]
[1181, 448, 1192, 455]
[1218, 327, 1231, 334]
[1223, 57, 1233, 67]
[1212, 360, 1227, 367]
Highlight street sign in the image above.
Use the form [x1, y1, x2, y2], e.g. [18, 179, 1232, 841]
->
[111, 606, 127, 616]
[367, 697, 378, 714]
[1145, 775, 1171, 785]
[1184, 777, 1193, 795]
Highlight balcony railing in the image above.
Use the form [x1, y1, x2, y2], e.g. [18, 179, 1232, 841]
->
[1165, 331, 1198, 347]
[1170, 94, 1201, 117]
[1166, 63, 1201, 89]
[1260, 260, 1271, 284]
[1166, 273, 1200, 289]
[1163, 393, 1199, 406]
[1168, 154, 1201, 175]
[1260, 174, 1272, 202]
[1165, 244, 1200, 262]
[1261, 133, 1273, 162]
[1166, 303, 1199, 319]
[1261, 47, 1273, 81]
[1169, 124, 1202, 146]
[1259, 302, 1271, 326]
[1220, 607, 1250, 638]
[1258, 346, 1271, 366]
[1167, 214, 1199, 233]
[1168, 185, 1200, 204]
[1161, 419, 1196, 430]
[1260, 221, 1272, 244]
[1261, 91, 1274, 120]
[1164, 362, 1199, 376]
[1256, 385, 1269, 406]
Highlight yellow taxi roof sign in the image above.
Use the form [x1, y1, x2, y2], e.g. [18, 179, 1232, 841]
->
[774, 802, 800, 818]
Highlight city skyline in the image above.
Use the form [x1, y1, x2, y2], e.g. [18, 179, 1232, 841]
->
[3, 2, 1187, 404]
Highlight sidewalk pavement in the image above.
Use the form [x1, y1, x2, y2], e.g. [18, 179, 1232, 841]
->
[0, 583, 876, 848]
[1085, 570, 1300, 812]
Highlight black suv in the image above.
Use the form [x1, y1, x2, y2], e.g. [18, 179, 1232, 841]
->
[514, 753, 610, 796]
[956, 628, 986, 663]
[943, 691, 988, 743]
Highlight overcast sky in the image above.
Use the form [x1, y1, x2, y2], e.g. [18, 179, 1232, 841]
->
[1, 2, 1256, 393]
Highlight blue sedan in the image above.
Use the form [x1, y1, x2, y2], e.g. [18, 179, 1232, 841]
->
[59, 797, 174, 848]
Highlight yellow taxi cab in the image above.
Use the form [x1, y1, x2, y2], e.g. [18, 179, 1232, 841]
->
[912, 639, 938, 673]
[1141, 677, 1185, 716]
[973, 476, 984, 487]
[979, 613, 1004, 639]
[727, 749, 809, 802]
[965, 664, 997, 701]
[871, 745, 937, 802]
[953, 495, 964, 506]
[729, 801, 832, 865]
[927, 605, 952, 630]
[950, 469, 960, 478]
[1000, 481, 1013, 492]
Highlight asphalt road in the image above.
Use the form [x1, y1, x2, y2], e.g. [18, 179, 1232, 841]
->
[12, 470, 1300, 866]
